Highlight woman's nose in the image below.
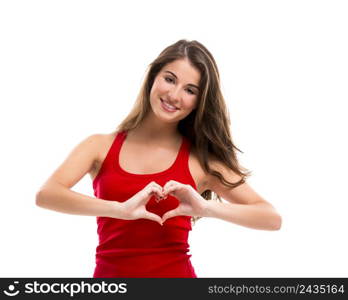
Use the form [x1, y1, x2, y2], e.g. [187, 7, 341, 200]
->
[168, 86, 181, 102]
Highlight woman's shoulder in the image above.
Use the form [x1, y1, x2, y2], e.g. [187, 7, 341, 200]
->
[188, 144, 215, 192]
[188, 143, 218, 171]
[88, 131, 119, 178]
[188, 143, 242, 191]
[94, 131, 118, 152]
[80, 131, 116, 159]
[87, 131, 117, 148]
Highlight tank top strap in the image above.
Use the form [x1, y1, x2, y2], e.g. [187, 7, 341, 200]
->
[174, 135, 191, 168]
[171, 135, 197, 191]
[92, 131, 125, 186]
[104, 131, 126, 169]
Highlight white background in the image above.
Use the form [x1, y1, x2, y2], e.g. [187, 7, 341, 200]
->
[0, 0, 347, 277]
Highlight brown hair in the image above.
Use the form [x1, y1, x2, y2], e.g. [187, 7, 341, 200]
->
[115, 39, 252, 225]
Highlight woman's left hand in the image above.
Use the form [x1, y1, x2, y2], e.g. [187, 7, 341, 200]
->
[161, 180, 208, 223]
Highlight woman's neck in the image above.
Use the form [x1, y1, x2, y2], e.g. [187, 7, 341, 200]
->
[128, 112, 182, 145]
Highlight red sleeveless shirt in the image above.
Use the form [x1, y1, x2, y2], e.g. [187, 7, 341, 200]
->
[92, 131, 197, 278]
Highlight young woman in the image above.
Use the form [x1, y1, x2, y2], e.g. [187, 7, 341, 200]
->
[36, 39, 282, 278]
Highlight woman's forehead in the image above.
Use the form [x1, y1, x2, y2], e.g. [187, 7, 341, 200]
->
[161, 59, 201, 86]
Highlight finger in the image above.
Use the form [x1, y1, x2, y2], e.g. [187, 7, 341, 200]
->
[163, 180, 178, 188]
[148, 181, 164, 192]
[153, 186, 166, 202]
[163, 184, 178, 197]
[140, 186, 158, 203]
[152, 183, 167, 199]
[152, 184, 169, 201]
[162, 208, 181, 223]
[151, 189, 165, 203]
[163, 180, 175, 190]
[144, 211, 163, 226]
[146, 182, 165, 201]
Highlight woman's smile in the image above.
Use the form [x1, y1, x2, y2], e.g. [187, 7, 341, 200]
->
[160, 98, 179, 112]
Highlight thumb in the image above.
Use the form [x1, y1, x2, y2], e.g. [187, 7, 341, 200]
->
[143, 211, 163, 226]
[162, 208, 180, 223]
[139, 187, 157, 204]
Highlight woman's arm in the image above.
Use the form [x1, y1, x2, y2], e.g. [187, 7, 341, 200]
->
[203, 160, 282, 231]
[35, 134, 124, 218]
[36, 183, 123, 218]
[203, 200, 281, 230]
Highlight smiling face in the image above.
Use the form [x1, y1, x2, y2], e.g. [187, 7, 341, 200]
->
[149, 58, 201, 123]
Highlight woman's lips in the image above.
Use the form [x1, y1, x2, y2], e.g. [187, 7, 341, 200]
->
[160, 98, 179, 112]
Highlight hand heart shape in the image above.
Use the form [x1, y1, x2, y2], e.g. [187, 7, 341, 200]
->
[121, 180, 208, 225]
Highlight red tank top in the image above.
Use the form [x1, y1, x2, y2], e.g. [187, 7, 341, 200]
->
[92, 130, 197, 278]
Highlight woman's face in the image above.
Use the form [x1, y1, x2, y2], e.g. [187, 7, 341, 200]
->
[149, 58, 201, 123]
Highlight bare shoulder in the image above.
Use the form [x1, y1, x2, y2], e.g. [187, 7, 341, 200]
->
[204, 155, 244, 192]
[94, 131, 117, 150]
[37, 133, 111, 190]
[189, 148, 243, 193]
[75, 133, 112, 174]
[85, 132, 114, 158]
[89, 131, 117, 178]
[188, 145, 213, 193]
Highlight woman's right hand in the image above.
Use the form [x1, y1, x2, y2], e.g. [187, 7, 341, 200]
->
[117, 181, 166, 225]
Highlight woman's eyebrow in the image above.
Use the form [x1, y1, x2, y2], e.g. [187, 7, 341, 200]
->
[164, 70, 200, 90]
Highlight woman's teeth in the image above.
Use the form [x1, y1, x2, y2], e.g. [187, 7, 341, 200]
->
[161, 99, 178, 111]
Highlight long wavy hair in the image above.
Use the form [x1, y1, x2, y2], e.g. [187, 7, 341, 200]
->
[115, 39, 252, 225]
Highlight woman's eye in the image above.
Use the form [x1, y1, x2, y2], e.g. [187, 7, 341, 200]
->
[164, 77, 196, 95]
